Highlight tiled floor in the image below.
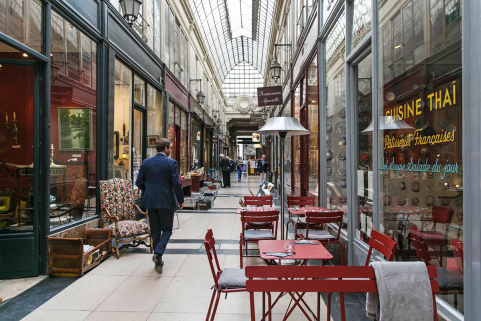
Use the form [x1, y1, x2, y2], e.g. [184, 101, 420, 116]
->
[12, 174, 370, 321]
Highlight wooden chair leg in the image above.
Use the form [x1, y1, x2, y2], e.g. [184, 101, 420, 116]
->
[210, 292, 221, 321]
[206, 289, 216, 321]
[115, 239, 120, 259]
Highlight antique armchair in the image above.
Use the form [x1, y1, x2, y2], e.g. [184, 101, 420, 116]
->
[99, 178, 152, 258]
[50, 178, 88, 222]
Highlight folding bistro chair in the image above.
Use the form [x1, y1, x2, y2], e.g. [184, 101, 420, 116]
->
[326, 229, 398, 319]
[204, 229, 247, 321]
[286, 196, 316, 239]
[295, 210, 345, 265]
[239, 209, 279, 268]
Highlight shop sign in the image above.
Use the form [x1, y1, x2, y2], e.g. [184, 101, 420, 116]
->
[51, 86, 73, 105]
[250, 113, 264, 124]
[257, 86, 282, 106]
[381, 80, 460, 180]
[252, 133, 260, 142]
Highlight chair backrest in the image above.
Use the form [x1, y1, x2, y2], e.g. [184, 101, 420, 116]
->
[99, 178, 134, 221]
[241, 210, 279, 237]
[287, 196, 316, 207]
[246, 265, 439, 321]
[365, 230, 397, 265]
[244, 196, 273, 207]
[432, 206, 454, 224]
[305, 210, 344, 240]
[204, 229, 222, 288]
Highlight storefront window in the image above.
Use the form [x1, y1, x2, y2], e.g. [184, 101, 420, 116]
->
[355, 53, 372, 241]
[378, 0, 463, 313]
[0, 0, 42, 52]
[132, 109, 143, 197]
[167, 101, 175, 158]
[308, 55, 319, 199]
[180, 110, 188, 175]
[134, 75, 145, 105]
[146, 84, 162, 158]
[113, 59, 132, 180]
[204, 128, 211, 169]
[293, 86, 301, 194]
[350, 0, 371, 52]
[50, 12, 97, 229]
[192, 119, 202, 169]
[0, 42, 35, 233]
[325, 12, 347, 218]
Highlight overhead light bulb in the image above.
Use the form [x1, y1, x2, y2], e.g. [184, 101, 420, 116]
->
[22, 53, 28, 57]
[394, 44, 404, 49]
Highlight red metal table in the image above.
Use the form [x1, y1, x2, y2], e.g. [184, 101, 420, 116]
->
[258, 240, 333, 320]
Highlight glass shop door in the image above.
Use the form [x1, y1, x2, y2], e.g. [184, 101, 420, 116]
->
[0, 56, 40, 278]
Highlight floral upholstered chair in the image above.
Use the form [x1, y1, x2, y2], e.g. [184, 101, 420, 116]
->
[99, 178, 152, 258]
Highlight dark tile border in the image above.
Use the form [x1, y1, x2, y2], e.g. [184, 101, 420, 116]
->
[0, 277, 77, 321]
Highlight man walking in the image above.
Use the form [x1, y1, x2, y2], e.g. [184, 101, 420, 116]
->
[136, 138, 184, 273]
[258, 154, 268, 185]
[220, 154, 231, 187]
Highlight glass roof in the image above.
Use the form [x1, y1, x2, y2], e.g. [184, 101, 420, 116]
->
[326, 10, 346, 63]
[222, 62, 264, 98]
[189, 0, 276, 86]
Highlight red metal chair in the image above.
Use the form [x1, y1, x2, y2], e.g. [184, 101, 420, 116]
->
[244, 196, 273, 207]
[204, 229, 247, 321]
[416, 206, 454, 266]
[286, 196, 316, 239]
[246, 265, 440, 321]
[239, 209, 279, 268]
[295, 210, 345, 265]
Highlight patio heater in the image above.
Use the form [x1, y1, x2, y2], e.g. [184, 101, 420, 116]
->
[256, 117, 310, 239]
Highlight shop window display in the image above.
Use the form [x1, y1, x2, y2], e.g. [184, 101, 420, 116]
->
[307, 55, 319, 198]
[113, 60, 132, 181]
[146, 84, 162, 158]
[293, 86, 301, 194]
[378, 0, 463, 313]
[132, 109, 143, 197]
[192, 119, 202, 169]
[49, 11, 97, 229]
[325, 12, 346, 220]
[355, 53, 373, 241]
[180, 110, 188, 175]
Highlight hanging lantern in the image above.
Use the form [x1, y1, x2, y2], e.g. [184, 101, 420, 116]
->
[120, 0, 142, 25]
[269, 60, 282, 83]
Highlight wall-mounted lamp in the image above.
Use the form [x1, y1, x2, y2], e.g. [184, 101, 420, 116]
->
[51, 63, 60, 82]
[189, 79, 205, 105]
[122, 146, 129, 159]
[120, 0, 142, 25]
[270, 44, 291, 83]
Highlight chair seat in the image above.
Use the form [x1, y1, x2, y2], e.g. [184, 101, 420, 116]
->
[106, 220, 150, 238]
[419, 231, 448, 243]
[247, 222, 272, 227]
[436, 266, 464, 290]
[218, 268, 247, 289]
[298, 229, 334, 240]
[296, 217, 319, 225]
[243, 230, 274, 241]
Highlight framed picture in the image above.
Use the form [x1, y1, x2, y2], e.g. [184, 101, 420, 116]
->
[113, 131, 119, 159]
[58, 107, 93, 151]
[147, 135, 159, 147]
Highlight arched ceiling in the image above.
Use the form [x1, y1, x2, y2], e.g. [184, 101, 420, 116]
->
[189, 0, 276, 84]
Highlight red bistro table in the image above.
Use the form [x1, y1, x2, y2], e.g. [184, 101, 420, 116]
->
[258, 240, 333, 320]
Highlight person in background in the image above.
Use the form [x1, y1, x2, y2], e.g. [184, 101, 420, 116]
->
[220, 154, 231, 187]
[258, 154, 268, 185]
[136, 138, 184, 274]
[236, 157, 244, 182]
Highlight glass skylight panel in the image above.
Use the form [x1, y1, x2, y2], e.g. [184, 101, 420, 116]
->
[189, 0, 275, 96]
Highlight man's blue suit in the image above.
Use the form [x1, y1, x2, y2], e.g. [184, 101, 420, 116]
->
[135, 153, 184, 257]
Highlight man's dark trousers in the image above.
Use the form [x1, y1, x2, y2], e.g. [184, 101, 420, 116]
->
[148, 208, 174, 255]
[222, 171, 230, 187]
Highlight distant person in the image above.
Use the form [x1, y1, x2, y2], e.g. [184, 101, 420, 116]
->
[236, 157, 244, 182]
[220, 154, 231, 187]
[135, 138, 184, 274]
[258, 154, 268, 185]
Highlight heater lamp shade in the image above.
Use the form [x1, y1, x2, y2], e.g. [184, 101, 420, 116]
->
[256, 117, 310, 136]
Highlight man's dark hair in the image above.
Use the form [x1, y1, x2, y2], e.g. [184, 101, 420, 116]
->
[156, 138, 171, 152]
